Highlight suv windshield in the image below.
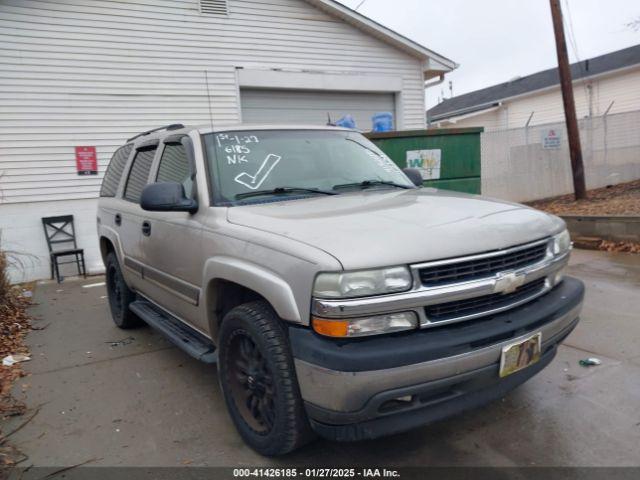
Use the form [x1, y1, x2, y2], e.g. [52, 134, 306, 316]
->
[203, 130, 413, 204]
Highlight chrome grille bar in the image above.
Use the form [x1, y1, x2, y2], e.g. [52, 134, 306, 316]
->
[312, 237, 569, 328]
[418, 241, 548, 286]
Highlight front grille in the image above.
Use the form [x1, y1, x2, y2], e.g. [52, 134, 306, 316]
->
[419, 241, 549, 287]
[425, 277, 547, 322]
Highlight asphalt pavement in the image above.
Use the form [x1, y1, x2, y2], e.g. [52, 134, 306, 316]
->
[4, 249, 640, 468]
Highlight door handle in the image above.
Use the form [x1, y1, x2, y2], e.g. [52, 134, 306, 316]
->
[141, 221, 151, 236]
[114, 213, 121, 226]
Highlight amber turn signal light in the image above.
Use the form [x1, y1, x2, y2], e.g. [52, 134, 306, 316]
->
[311, 317, 349, 338]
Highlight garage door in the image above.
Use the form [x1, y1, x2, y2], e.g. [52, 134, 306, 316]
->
[240, 89, 395, 131]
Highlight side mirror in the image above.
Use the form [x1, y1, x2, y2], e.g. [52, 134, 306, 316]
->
[402, 168, 423, 187]
[140, 182, 198, 214]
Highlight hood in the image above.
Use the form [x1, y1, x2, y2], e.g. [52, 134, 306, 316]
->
[226, 189, 564, 270]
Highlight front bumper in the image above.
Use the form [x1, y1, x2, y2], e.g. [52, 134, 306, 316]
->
[289, 276, 584, 441]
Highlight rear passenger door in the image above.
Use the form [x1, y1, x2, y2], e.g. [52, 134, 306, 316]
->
[98, 143, 134, 258]
[118, 140, 159, 292]
[139, 136, 204, 328]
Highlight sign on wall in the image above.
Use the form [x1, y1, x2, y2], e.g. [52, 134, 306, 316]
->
[75, 146, 98, 175]
[542, 129, 561, 149]
[406, 149, 441, 180]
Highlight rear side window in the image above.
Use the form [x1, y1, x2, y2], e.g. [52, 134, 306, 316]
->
[156, 143, 194, 197]
[124, 147, 157, 203]
[100, 144, 132, 197]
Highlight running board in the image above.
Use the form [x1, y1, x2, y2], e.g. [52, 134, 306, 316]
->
[129, 299, 217, 364]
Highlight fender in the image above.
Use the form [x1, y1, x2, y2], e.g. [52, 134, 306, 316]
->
[99, 224, 125, 267]
[202, 256, 301, 338]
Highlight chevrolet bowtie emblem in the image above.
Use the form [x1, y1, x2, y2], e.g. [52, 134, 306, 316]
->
[494, 272, 526, 294]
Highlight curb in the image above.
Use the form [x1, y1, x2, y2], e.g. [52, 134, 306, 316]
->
[561, 215, 640, 243]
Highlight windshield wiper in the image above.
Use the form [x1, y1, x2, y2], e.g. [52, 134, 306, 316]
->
[235, 186, 338, 200]
[332, 180, 414, 191]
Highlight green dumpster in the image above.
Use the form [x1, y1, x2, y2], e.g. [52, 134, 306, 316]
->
[365, 127, 483, 195]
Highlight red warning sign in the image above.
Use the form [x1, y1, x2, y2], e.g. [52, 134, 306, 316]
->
[75, 146, 98, 175]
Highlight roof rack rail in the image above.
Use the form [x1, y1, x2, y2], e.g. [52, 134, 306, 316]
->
[127, 123, 185, 142]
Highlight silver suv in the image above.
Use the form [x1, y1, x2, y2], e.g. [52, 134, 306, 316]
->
[97, 124, 584, 455]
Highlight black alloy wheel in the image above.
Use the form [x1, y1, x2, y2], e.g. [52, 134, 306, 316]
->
[105, 252, 141, 329]
[218, 301, 314, 455]
[227, 332, 276, 433]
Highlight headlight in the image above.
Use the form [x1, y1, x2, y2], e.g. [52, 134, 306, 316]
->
[312, 312, 418, 338]
[551, 229, 571, 255]
[313, 266, 412, 298]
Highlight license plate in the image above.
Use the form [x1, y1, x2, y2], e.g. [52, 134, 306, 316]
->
[499, 332, 542, 378]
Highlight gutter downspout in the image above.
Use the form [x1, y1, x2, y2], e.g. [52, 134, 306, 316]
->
[425, 74, 446, 126]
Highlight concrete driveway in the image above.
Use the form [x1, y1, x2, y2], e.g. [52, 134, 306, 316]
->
[5, 249, 640, 467]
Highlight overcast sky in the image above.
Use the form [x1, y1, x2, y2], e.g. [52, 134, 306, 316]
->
[337, 0, 640, 109]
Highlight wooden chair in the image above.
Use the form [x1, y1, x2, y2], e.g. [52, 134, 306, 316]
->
[41, 215, 86, 283]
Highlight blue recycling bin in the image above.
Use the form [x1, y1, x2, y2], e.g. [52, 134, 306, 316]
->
[372, 112, 393, 132]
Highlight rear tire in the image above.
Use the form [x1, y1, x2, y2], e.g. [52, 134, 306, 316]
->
[105, 252, 142, 329]
[218, 300, 315, 456]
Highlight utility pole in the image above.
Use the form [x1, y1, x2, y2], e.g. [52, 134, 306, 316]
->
[549, 0, 587, 200]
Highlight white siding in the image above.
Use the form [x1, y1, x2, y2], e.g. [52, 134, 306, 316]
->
[586, 67, 640, 116]
[0, 0, 435, 281]
[0, 198, 103, 283]
[498, 83, 591, 129]
[444, 66, 640, 132]
[0, 0, 427, 204]
[441, 108, 506, 131]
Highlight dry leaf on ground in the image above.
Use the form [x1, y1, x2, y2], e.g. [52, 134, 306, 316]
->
[528, 179, 640, 216]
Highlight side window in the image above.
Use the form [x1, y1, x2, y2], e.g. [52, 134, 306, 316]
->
[100, 144, 132, 197]
[156, 143, 194, 197]
[123, 147, 157, 203]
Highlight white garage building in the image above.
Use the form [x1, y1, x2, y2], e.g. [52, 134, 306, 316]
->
[0, 0, 455, 282]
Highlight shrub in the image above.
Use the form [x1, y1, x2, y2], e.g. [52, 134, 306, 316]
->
[0, 248, 9, 305]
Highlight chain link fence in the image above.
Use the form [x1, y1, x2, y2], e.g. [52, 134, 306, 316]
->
[481, 109, 640, 202]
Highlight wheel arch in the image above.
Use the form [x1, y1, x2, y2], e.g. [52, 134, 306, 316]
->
[99, 236, 115, 264]
[98, 228, 125, 267]
[203, 257, 302, 342]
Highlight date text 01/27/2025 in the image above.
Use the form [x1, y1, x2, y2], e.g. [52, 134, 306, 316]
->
[232, 468, 400, 478]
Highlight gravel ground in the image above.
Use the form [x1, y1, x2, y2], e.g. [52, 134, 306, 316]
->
[528, 179, 640, 216]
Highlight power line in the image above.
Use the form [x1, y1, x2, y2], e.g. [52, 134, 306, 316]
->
[563, 0, 581, 60]
[562, 0, 591, 108]
[355, 0, 367, 11]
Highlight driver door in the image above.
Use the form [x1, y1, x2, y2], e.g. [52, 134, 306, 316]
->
[138, 136, 204, 329]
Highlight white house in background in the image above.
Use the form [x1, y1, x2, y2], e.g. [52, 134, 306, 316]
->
[427, 44, 640, 131]
[0, 0, 456, 282]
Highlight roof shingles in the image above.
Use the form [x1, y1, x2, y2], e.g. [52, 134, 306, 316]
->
[428, 44, 640, 121]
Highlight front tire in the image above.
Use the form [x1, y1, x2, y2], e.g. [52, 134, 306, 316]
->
[105, 252, 142, 329]
[218, 301, 314, 455]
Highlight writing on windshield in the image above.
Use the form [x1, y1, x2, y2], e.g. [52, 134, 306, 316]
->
[204, 130, 412, 204]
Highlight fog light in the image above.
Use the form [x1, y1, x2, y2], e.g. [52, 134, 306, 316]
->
[553, 269, 565, 286]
